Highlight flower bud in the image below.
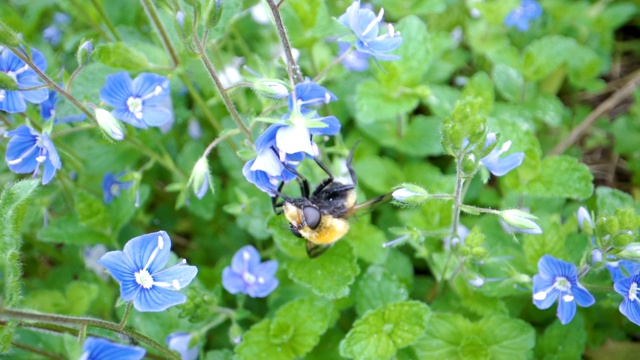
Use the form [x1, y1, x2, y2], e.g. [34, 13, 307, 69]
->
[253, 79, 289, 99]
[618, 243, 640, 260]
[228, 322, 243, 345]
[0, 71, 18, 90]
[204, 0, 223, 29]
[392, 183, 428, 207]
[499, 209, 542, 235]
[189, 156, 213, 199]
[76, 40, 94, 66]
[0, 21, 20, 47]
[175, 10, 194, 39]
[95, 108, 124, 141]
[576, 206, 593, 234]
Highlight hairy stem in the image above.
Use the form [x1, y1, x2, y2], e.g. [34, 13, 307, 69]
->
[1, 308, 180, 360]
[266, 0, 303, 85]
[141, 0, 180, 68]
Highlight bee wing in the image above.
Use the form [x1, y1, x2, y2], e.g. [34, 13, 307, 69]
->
[306, 241, 332, 258]
[344, 192, 393, 218]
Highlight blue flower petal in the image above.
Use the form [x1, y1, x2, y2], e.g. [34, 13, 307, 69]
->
[572, 284, 595, 307]
[368, 37, 403, 53]
[248, 276, 279, 298]
[18, 77, 48, 104]
[40, 132, 61, 169]
[276, 125, 315, 155]
[255, 124, 283, 152]
[140, 106, 171, 127]
[532, 275, 558, 310]
[133, 286, 187, 312]
[619, 298, 640, 326]
[538, 254, 576, 278]
[481, 151, 524, 177]
[122, 231, 171, 274]
[222, 268, 247, 294]
[556, 296, 577, 324]
[131, 73, 170, 100]
[255, 260, 278, 278]
[242, 159, 280, 194]
[0, 90, 27, 113]
[231, 245, 261, 274]
[100, 72, 133, 107]
[5, 129, 39, 174]
[166, 333, 198, 360]
[153, 263, 198, 289]
[98, 250, 136, 284]
[112, 108, 148, 129]
[309, 115, 341, 136]
[82, 337, 146, 360]
[339, 42, 370, 72]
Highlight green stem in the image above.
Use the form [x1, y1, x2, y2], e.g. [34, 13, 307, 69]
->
[9, 48, 97, 123]
[429, 194, 455, 199]
[140, 0, 180, 68]
[11, 342, 64, 360]
[125, 136, 186, 179]
[68, 0, 111, 41]
[118, 302, 133, 329]
[265, 0, 303, 85]
[204, 129, 241, 157]
[1, 308, 180, 360]
[459, 204, 500, 215]
[89, 0, 122, 41]
[51, 124, 97, 138]
[193, 37, 252, 140]
[177, 74, 223, 132]
[439, 155, 465, 286]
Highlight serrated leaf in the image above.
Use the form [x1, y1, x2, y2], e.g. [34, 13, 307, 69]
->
[353, 266, 409, 316]
[94, 42, 149, 71]
[596, 186, 634, 215]
[236, 297, 333, 360]
[492, 64, 524, 102]
[285, 241, 360, 299]
[340, 301, 430, 360]
[413, 314, 535, 360]
[522, 36, 575, 81]
[522, 156, 593, 200]
[535, 317, 586, 359]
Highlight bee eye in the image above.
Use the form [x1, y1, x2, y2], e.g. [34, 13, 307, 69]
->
[303, 206, 321, 229]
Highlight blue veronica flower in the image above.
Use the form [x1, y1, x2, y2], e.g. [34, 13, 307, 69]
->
[480, 133, 524, 176]
[100, 72, 172, 129]
[166, 332, 198, 360]
[504, 0, 543, 32]
[532, 255, 595, 324]
[222, 245, 278, 298]
[102, 172, 133, 204]
[80, 337, 145, 360]
[4, 125, 61, 185]
[98, 231, 198, 312]
[0, 48, 49, 113]
[607, 260, 640, 283]
[615, 274, 640, 326]
[40, 89, 86, 123]
[338, 0, 403, 61]
[338, 41, 370, 72]
[43, 25, 62, 46]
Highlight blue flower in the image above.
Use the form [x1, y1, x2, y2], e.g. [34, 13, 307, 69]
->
[222, 245, 278, 298]
[338, 42, 370, 72]
[504, 0, 542, 32]
[0, 48, 49, 113]
[98, 231, 198, 312]
[480, 133, 524, 176]
[40, 88, 86, 123]
[532, 255, 595, 324]
[4, 125, 61, 185]
[100, 72, 171, 129]
[607, 260, 640, 283]
[80, 337, 145, 360]
[102, 172, 133, 204]
[338, 0, 403, 61]
[615, 274, 640, 326]
[43, 25, 62, 46]
[166, 332, 198, 360]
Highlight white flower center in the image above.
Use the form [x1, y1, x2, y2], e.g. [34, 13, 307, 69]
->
[533, 276, 571, 301]
[243, 272, 256, 284]
[135, 269, 154, 289]
[554, 276, 571, 292]
[630, 282, 639, 302]
[127, 97, 143, 119]
[110, 183, 121, 196]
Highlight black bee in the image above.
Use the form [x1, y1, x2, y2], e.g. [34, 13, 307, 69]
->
[272, 143, 390, 257]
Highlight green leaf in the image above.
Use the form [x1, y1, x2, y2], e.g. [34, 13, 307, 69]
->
[522, 36, 575, 82]
[535, 317, 586, 359]
[269, 216, 307, 259]
[355, 79, 421, 125]
[0, 180, 39, 352]
[340, 300, 431, 360]
[285, 241, 360, 299]
[413, 314, 535, 360]
[522, 156, 594, 200]
[281, 0, 340, 47]
[236, 297, 333, 360]
[596, 186, 634, 215]
[523, 217, 565, 271]
[566, 44, 602, 87]
[94, 42, 149, 71]
[76, 191, 110, 234]
[205, 349, 234, 360]
[37, 213, 113, 245]
[346, 220, 389, 264]
[492, 64, 524, 102]
[353, 266, 409, 316]
[358, 115, 445, 157]
[353, 156, 403, 194]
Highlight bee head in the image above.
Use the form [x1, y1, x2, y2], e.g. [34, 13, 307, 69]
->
[283, 202, 321, 230]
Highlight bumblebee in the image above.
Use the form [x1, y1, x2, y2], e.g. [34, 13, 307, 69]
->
[272, 143, 390, 258]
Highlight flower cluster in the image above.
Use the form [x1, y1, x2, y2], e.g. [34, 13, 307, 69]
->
[338, 0, 403, 61]
[98, 231, 198, 312]
[504, 0, 543, 32]
[243, 80, 339, 194]
[222, 245, 278, 298]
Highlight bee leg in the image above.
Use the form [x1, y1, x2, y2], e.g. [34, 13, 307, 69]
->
[306, 241, 331, 258]
[289, 224, 303, 238]
[311, 157, 335, 197]
[271, 181, 286, 215]
[282, 163, 310, 198]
